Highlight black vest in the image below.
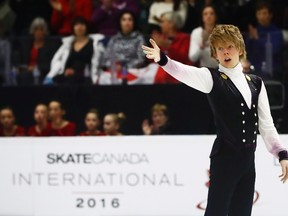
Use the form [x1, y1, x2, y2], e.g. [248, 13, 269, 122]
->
[207, 70, 262, 157]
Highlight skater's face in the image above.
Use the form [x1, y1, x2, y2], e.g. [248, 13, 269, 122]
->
[214, 41, 242, 68]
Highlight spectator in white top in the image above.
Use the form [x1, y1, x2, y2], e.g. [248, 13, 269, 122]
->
[188, 4, 218, 69]
[43, 17, 104, 85]
[147, 0, 187, 34]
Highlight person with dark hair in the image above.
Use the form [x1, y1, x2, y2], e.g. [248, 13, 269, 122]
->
[91, 0, 121, 36]
[48, 100, 76, 136]
[79, 108, 105, 136]
[103, 112, 126, 136]
[245, 1, 285, 80]
[142, 103, 174, 135]
[0, 106, 25, 136]
[101, 10, 146, 72]
[188, 4, 218, 69]
[50, 0, 93, 36]
[43, 17, 104, 85]
[142, 24, 288, 215]
[27, 104, 52, 136]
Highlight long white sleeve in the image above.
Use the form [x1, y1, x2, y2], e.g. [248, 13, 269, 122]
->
[258, 81, 287, 158]
[162, 57, 213, 93]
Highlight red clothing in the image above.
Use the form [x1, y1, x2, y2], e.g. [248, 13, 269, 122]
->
[155, 32, 193, 84]
[0, 126, 26, 136]
[50, 122, 76, 136]
[51, 0, 93, 35]
[28, 47, 38, 68]
[79, 131, 106, 136]
[27, 123, 52, 136]
[163, 32, 192, 65]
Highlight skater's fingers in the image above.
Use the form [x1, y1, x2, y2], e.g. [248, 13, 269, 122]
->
[149, 38, 159, 50]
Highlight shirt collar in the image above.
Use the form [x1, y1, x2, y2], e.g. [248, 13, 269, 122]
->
[218, 62, 243, 78]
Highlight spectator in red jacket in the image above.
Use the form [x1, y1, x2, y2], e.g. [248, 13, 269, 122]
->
[0, 107, 26, 136]
[48, 100, 76, 136]
[50, 0, 93, 35]
[151, 11, 193, 83]
[79, 108, 105, 136]
[27, 104, 52, 136]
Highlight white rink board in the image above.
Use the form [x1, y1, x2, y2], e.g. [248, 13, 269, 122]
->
[0, 135, 287, 216]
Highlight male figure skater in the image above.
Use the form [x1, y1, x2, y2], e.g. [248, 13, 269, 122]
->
[142, 24, 288, 216]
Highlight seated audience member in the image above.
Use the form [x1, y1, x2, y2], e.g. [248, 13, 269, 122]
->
[48, 100, 76, 136]
[101, 10, 146, 72]
[188, 4, 218, 69]
[91, 0, 121, 36]
[147, 0, 187, 34]
[151, 11, 192, 83]
[13, 17, 61, 85]
[79, 108, 105, 136]
[27, 104, 52, 136]
[142, 103, 174, 135]
[113, 0, 140, 15]
[245, 1, 284, 80]
[103, 112, 126, 136]
[43, 17, 104, 85]
[50, 0, 93, 36]
[0, 106, 25, 136]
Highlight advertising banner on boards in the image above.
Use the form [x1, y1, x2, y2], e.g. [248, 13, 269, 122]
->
[0, 135, 287, 216]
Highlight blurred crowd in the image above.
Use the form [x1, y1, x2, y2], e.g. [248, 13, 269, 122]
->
[0, 101, 174, 136]
[0, 0, 287, 86]
[0, 0, 288, 136]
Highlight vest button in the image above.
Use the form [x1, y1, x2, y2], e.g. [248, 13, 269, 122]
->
[253, 104, 256, 108]
[242, 120, 245, 124]
[243, 139, 246, 142]
[254, 131, 257, 134]
[243, 129, 246, 133]
[242, 112, 245, 115]
[254, 113, 257, 117]
[255, 122, 258, 126]
[241, 103, 244, 106]
[253, 140, 255, 143]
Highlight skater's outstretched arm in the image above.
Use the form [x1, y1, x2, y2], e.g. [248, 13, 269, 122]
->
[142, 39, 213, 94]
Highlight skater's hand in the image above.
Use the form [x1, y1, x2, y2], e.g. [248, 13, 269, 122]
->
[279, 160, 288, 183]
[142, 39, 161, 63]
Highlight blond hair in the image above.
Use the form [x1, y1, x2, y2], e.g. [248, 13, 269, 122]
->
[209, 24, 246, 60]
[151, 103, 169, 117]
[106, 112, 126, 126]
